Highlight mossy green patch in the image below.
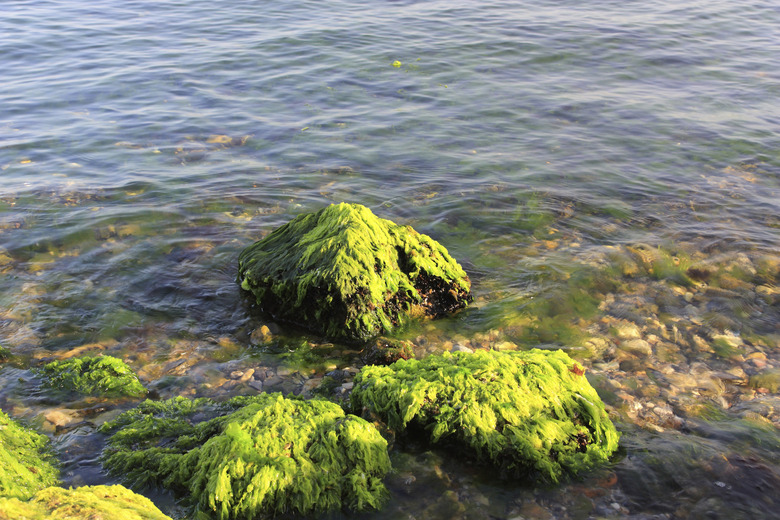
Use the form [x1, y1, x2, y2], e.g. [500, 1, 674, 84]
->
[624, 244, 695, 286]
[237, 203, 471, 342]
[0, 409, 59, 500]
[0, 485, 172, 520]
[350, 349, 620, 483]
[37, 355, 147, 398]
[101, 393, 391, 519]
[749, 369, 780, 393]
[360, 337, 416, 365]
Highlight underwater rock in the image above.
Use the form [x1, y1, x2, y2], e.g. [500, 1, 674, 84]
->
[350, 349, 620, 483]
[101, 393, 391, 519]
[37, 355, 147, 398]
[237, 203, 471, 342]
[0, 485, 172, 520]
[360, 337, 416, 365]
[0, 409, 60, 500]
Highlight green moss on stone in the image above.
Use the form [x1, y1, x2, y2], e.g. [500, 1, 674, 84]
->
[350, 349, 620, 483]
[749, 369, 780, 393]
[360, 337, 416, 366]
[0, 485, 172, 520]
[37, 355, 147, 398]
[237, 203, 471, 342]
[0, 409, 59, 500]
[101, 393, 391, 519]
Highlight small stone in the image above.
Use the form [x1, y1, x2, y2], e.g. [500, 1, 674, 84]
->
[451, 343, 473, 354]
[751, 358, 768, 369]
[620, 339, 652, 356]
[301, 377, 323, 396]
[238, 368, 255, 382]
[44, 409, 79, 428]
[248, 380, 263, 392]
[612, 322, 641, 340]
[229, 370, 244, 380]
[712, 332, 742, 349]
[250, 325, 274, 345]
[264, 375, 283, 388]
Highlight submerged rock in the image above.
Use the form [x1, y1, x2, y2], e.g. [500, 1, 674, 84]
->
[101, 393, 391, 518]
[0, 485, 172, 520]
[350, 349, 620, 483]
[0, 409, 60, 500]
[237, 203, 471, 342]
[360, 337, 416, 366]
[37, 355, 146, 398]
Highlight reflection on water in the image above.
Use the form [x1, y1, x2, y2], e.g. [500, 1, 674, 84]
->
[1, 0, 779, 518]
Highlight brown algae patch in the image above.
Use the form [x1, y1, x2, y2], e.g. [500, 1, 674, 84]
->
[237, 203, 472, 342]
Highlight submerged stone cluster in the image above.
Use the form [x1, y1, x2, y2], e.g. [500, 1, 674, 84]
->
[237, 203, 472, 342]
[100, 393, 391, 519]
[0, 204, 624, 519]
[351, 349, 620, 483]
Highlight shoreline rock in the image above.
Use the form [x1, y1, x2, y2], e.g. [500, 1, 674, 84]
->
[237, 203, 472, 342]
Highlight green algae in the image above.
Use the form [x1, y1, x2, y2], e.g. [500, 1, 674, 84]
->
[350, 349, 620, 483]
[0, 409, 59, 500]
[0, 485, 172, 520]
[37, 355, 147, 398]
[748, 369, 780, 393]
[360, 337, 416, 366]
[101, 393, 391, 519]
[237, 203, 471, 342]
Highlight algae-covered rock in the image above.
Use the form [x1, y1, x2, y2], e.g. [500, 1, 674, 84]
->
[360, 337, 416, 366]
[101, 393, 391, 519]
[350, 349, 620, 483]
[0, 485, 172, 520]
[0, 409, 59, 500]
[37, 355, 147, 398]
[237, 203, 471, 342]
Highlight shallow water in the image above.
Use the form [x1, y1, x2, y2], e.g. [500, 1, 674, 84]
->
[1, 0, 779, 518]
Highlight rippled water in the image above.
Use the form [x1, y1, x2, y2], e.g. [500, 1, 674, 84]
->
[1, 0, 779, 519]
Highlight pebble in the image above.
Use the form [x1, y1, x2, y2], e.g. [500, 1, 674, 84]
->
[276, 367, 294, 377]
[263, 375, 283, 389]
[613, 322, 641, 339]
[451, 343, 473, 354]
[620, 339, 652, 356]
[238, 369, 255, 382]
[44, 409, 79, 428]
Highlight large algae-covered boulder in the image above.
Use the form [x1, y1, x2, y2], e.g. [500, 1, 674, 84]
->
[0, 409, 59, 500]
[238, 203, 471, 342]
[0, 485, 172, 520]
[101, 393, 391, 519]
[37, 355, 147, 398]
[350, 349, 620, 483]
